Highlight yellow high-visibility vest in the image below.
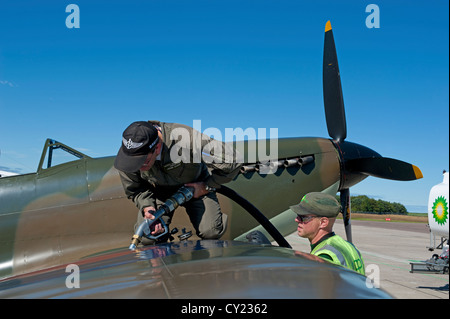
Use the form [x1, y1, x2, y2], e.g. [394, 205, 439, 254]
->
[311, 234, 365, 275]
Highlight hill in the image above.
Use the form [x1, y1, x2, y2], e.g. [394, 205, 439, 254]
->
[342, 195, 408, 214]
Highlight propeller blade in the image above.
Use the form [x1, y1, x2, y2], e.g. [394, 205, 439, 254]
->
[340, 188, 352, 243]
[346, 157, 423, 181]
[323, 20, 347, 142]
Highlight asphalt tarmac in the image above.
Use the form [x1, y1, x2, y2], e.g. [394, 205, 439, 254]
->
[285, 219, 449, 299]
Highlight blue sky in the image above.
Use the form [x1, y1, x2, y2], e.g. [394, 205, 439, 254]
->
[0, 1, 448, 212]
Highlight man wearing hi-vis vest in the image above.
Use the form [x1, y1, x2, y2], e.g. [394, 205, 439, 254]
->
[291, 192, 365, 275]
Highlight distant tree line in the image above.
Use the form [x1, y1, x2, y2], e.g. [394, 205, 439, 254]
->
[336, 195, 408, 214]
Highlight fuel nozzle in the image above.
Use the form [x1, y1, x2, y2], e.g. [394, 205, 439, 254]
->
[129, 186, 194, 250]
[129, 235, 142, 251]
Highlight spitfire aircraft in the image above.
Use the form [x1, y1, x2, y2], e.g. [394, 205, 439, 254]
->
[0, 21, 422, 298]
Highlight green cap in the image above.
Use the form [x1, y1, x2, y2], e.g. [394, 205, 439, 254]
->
[290, 192, 341, 218]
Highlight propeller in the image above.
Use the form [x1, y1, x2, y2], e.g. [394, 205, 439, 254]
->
[323, 21, 347, 143]
[322, 21, 423, 242]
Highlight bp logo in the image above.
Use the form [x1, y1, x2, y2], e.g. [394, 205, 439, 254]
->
[431, 196, 448, 226]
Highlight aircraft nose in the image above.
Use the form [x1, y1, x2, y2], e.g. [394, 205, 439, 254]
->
[335, 140, 423, 190]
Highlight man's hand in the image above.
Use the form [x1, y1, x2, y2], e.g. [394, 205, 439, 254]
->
[143, 206, 164, 235]
[184, 182, 209, 198]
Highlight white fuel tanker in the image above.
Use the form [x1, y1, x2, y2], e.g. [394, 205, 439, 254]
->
[428, 170, 449, 247]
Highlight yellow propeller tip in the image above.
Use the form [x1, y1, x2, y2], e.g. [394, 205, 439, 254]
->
[413, 165, 423, 179]
[325, 20, 332, 32]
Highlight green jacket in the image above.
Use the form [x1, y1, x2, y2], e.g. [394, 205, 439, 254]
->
[118, 121, 242, 214]
[311, 232, 365, 275]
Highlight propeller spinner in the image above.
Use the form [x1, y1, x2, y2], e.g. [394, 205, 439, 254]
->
[322, 21, 423, 242]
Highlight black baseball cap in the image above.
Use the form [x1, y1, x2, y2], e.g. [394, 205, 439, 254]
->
[114, 121, 159, 172]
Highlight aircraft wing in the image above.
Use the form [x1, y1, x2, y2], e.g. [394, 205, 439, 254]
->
[0, 240, 391, 299]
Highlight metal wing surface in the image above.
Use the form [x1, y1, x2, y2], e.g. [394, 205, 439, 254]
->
[0, 240, 391, 299]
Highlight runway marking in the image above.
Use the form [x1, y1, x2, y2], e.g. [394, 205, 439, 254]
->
[361, 250, 410, 265]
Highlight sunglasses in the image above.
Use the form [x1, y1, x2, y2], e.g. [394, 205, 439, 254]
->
[296, 215, 318, 224]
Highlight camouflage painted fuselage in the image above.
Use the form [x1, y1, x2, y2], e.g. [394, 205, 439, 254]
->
[0, 137, 341, 279]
